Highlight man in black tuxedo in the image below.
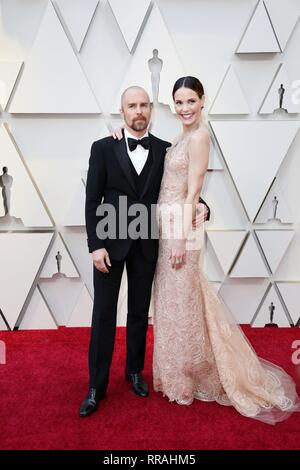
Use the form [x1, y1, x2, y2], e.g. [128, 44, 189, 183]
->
[80, 86, 210, 417]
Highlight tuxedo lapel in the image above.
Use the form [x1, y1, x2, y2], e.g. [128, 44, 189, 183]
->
[113, 137, 137, 196]
[140, 133, 162, 199]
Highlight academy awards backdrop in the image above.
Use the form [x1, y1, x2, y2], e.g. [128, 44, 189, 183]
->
[2, 0, 300, 454]
[0, 0, 300, 332]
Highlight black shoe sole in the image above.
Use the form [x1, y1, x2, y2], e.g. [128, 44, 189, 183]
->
[131, 388, 149, 398]
[79, 406, 98, 418]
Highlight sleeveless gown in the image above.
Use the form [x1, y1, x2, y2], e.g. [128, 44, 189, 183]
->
[153, 128, 300, 424]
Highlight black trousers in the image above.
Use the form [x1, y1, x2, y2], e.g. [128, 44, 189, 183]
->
[88, 240, 157, 393]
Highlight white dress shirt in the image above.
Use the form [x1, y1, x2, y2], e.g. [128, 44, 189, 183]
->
[124, 128, 149, 175]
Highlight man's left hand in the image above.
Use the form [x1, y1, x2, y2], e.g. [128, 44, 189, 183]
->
[192, 203, 209, 228]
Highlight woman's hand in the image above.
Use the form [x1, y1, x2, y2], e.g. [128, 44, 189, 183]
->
[112, 126, 124, 140]
[169, 239, 186, 269]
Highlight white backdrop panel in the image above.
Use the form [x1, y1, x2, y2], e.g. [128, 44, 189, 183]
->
[220, 279, 270, 324]
[209, 65, 250, 115]
[0, 125, 53, 227]
[67, 284, 93, 327]
[1, 0, 300, 327]
[236, 0, 280, 53]
[111, 4, 185, 112]
[259, 63, 300, 114]
[0, 61, 23, 110]
[54, 0, 99, 52]
[211, 121, 299, 221]
[255, 229, 295, 273]
[230, 233, 270, 278]
[0, 232, 53, 328]
[207, 230, 247, 275]
[108, 0, 151, 52]
[252, 285, 291, 326]
[264, 0, 300, 51]
[276, 282, 300, 325]
[18, 287, 57, 330]
[40, 233, 79, 278]
[9, 2, 100, 113]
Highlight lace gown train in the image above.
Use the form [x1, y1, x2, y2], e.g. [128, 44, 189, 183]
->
[153, 129, 300, 424]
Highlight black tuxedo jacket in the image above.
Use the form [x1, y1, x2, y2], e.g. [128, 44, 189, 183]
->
[85, 133, 210, 261]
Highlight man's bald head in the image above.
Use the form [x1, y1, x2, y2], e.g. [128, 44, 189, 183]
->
[121, 86, 151, 109]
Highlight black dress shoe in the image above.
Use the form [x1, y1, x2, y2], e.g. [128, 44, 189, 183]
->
[125, 372, 149, 397]
[79, 388, 105, 417]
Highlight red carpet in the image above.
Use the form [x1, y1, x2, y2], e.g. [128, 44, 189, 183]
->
[0, 326, 300, 450]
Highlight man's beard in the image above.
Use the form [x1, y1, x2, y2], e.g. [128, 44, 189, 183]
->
[131, 119, 148, 131]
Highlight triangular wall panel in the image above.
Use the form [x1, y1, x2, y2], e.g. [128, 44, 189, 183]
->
[55, 0, 99, 51]
[236, 0, 280, 53]
[67, 285, 93, 327]
[201, 172, 249, 229]
[208, 136, 223, 170]
[255, 229, 295, 273]
[0, 125, 53, 227]
[63, 178, 86, 226]
[209, 65, 250, 115]
[40, 233, 79, 278]
[220, 280, 270, 324]
[259, 64, 300, 114]
[0, 62, 23, 110]
[61, 230, 94, 297]
[252, 285, 291, 326]
[207, 230, 247, 275]
[211, 121, 299, 221]
[230, 233, 270, 278]
[0, 233, 54, 329]
[18, 287, 57, 330]
[108, 0, 151, 52]
[264, 0, 300, 51]
[39, 277, 83, 326]
[255, 181, 294, 224]
[276, 282, 300, 325]
[9, 2, 100, 113]
[111, 4, 185, 112]
[0, 313, 8, 331]
[204, 238, 225, 282]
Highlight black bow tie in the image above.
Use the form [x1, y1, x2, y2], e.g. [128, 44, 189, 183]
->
[127, 136, 150, 151]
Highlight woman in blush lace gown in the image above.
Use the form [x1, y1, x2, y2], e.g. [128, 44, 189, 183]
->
[153, 76, 300, 424]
